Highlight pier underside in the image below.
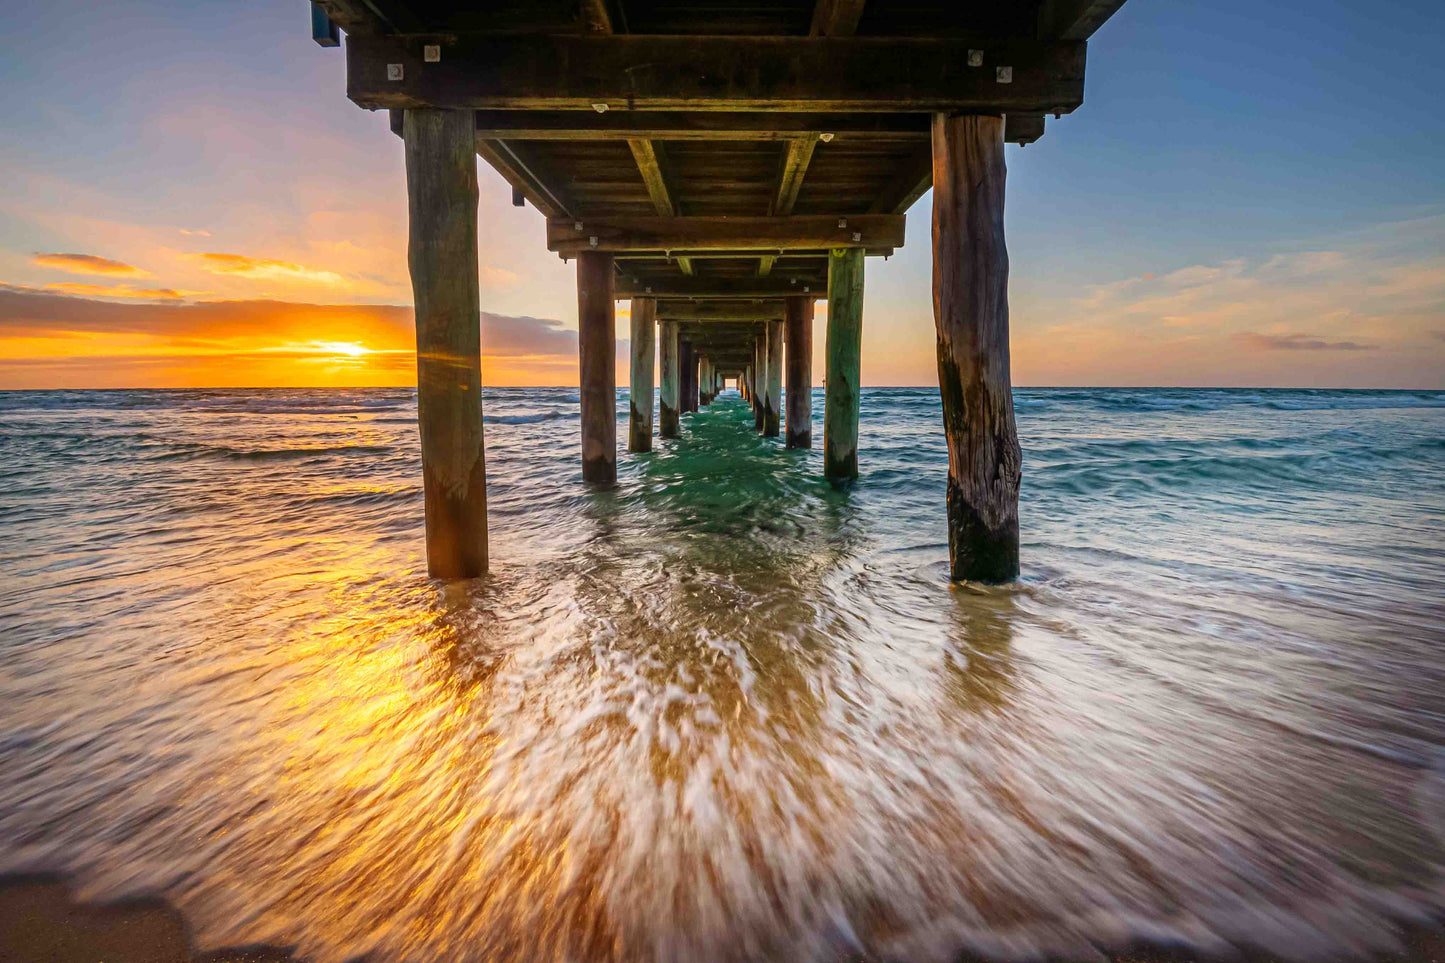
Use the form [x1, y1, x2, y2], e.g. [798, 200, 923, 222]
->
[312, 0, 1125, 580]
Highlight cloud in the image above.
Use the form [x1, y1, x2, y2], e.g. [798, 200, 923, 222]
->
[44, 281, 190, 301]
[1234, 332, 1378, 351]
[178, 229, 211, 236]
[31, 252, 154, 278]
[185, 252, 346, 284]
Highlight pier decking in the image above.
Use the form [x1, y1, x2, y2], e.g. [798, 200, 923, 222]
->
[310, 0, 1126, 581]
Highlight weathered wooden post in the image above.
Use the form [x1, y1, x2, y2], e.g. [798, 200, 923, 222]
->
[824, 247, 864, 480]
[700, 356, 713, 405]
[659, 319, 680, 438]
[577, 250, 617, 483]
[680, 340, 695, 413]
[742, 364, 751, 403]
[693, 345, 705, 407]
[753, 331, 767, 431]
[629, 297, 655, 452]
[933, 113, 1021, 581]
[404, 109, 488, 578]
[764, 319, 783, 437]
[785, 296, 813, 448]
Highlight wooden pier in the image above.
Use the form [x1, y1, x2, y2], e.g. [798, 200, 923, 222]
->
[311, 0, 1125, 582]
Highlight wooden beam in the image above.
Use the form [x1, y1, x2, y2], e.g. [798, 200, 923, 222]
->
[472, 110, 932, 142]
[1038, 0, 1127, 40]
[348, 35, 1088, 114]
[869, 143, 932, 215]
[1007, 113, 1047, 144]
[658, 300, 787, 321]
[615, 275, 825, 299]
[474, 139, 573, 217]
[810, 0, 867, 37]
[547, 215, 905, 255]
[869, 115, 1047, 214]
[311, 2, 340, 47]
[770, 137, 817, 216]
[627, 138, 677, 216]
[765, 137, 818, 276]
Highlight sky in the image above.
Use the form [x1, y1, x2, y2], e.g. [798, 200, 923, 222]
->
[0, 0, 1442, 389]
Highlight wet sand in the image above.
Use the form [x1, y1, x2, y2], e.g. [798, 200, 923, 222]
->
[3, 876, 1441, 963]
[0, 876, 294, 963]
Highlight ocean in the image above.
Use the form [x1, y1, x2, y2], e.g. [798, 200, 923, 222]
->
[1, 386, 1443, 962]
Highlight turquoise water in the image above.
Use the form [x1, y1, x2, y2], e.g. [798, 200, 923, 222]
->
[1, 386, 1444, 961]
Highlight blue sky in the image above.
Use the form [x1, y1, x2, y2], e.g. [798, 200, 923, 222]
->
[1, 0, 1442, 387]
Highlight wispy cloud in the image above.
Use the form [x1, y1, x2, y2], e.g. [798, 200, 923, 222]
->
[1234, 332, 1378, 351]
[31, 252, 154, 278]
[44, 281, 191, 301]
[186, 253, 346, 284]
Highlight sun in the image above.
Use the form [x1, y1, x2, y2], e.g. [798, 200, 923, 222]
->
[313, 341, 372, 357]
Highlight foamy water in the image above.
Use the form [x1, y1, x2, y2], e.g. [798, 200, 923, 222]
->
[1, 387, 1443, 961]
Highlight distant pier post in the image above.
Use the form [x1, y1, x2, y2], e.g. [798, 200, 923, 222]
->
[404, 109, 488, 579]
[700, 356, 713, 405]
[689, 348, 701, 411]
[932, 113, 1020, 582]
[785, 296, 813, 448]
[753, 331, 767, 431]
[680, 340, 695, 413]
[824, 248, 864, 480]
[629, 297, 655, 452]
[659, 319, 680, 438]
[764, 319, 783, 437]
[577, 250, 617, 483]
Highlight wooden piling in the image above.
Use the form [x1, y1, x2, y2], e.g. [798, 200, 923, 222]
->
[659, 319, 680, 438]
[932, 113, 1020, 581]
[629, 297, 655, 452]
[680, 340, 695, 413]
[404, 109, 488, 579]
[785, 296, 813, 448]
[689, 348, 701, 411]
[764, 319, 783, 437]
[753, 332, 767, 431]
[824, 247, 864, 480]
[577, 250, 617, 484]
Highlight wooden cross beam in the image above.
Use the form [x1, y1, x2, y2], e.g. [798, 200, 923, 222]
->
[624, 139, 694, 274]
[615, 276, 825, 299]
[548, 215, 904, 255]
[472, 110, 933, 142]
[1038, 0, 1128, 39]
[661, 301, 787, 321]
[348, 35, 1086, 114]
